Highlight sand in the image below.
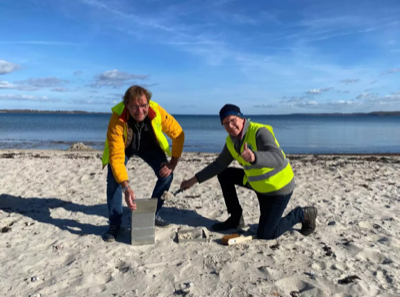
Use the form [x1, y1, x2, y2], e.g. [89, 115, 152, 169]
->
[0, 150, 399, 297]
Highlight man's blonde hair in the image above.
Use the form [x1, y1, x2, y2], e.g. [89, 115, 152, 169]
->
[123, 85, 152, 105]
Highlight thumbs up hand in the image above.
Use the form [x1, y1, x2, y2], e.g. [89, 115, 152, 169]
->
[241, 142, 255, 163]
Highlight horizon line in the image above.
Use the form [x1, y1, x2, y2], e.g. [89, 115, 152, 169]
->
[1, 109, 400, 116]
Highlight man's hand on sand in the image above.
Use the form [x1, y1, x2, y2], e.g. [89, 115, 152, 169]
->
[159, 162, 174, 178]
[241, 142, 255, 163]
[180, 176, 198, 191]
[124, 187, 136, 211]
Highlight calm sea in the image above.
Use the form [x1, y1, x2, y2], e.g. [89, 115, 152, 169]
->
[0, 113, 399, 154]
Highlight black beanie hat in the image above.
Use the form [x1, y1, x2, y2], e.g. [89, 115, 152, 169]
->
[219, 104, 243, 124]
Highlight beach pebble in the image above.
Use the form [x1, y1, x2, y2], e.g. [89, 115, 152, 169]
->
[31, 276, 38, 282]
[174, 282, 193, 295]
[1, 226, 11, 233]
[338, 275, 361, 284]
[328, 221, 336, 226]
[305, 271, 316, 279]
[53, 244, 63, 251]
[28, 294, 41, 297]
[373, 223, 381, 229]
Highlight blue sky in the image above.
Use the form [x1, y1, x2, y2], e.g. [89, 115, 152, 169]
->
[1, 0, 399, 114]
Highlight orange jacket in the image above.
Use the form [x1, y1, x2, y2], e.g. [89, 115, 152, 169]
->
[106, 103, 184, 183]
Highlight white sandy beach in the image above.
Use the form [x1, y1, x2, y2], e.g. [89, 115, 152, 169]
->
[0, 149, 399, 297]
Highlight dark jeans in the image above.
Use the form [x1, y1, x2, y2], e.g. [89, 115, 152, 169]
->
[217, 167, 304, 240]
[107, 150, 173, 226]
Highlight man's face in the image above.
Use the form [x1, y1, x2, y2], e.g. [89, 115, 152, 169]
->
[126, 94, 149, 122]
[222, 115, 244, 137]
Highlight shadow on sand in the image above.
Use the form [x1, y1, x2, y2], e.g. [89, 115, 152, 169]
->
[0, 194, 219, 244]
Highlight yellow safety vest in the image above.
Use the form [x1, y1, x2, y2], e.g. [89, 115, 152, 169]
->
[101, 101, 171, 167]
[226, 122, 294, 193]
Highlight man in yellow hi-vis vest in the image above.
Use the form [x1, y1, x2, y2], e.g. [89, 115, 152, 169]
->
[181, 104, 317, 240]
[102, 85, 185, 242]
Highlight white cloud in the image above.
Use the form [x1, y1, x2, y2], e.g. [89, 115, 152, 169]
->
[89, 70, 149, 88]
[0, 94, 60, 102]
[0, 60, 20, 75]
[69, 98, 117, 105]
[356, 92, 379, 100]
[280, 97, 305, 103]
[108, 93, 124, 98]
[355, 92, 400, 103]
[16, 77, 68, 88]
[51, 87, 72, 92]
[381, 68, 400, 75]
[296, 100, 318, 107]
[306, 87, 333, 95]
[376, 94, 400, 103]
[327, 100, 357, 106]
[283, 100, 319, 108]
[339, 79, 360, 84]
[253, 103, 276, 108]
[0, 81, 38, 91]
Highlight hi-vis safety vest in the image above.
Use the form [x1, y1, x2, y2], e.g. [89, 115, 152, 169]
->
[101, 100, 171, 167]
[226, 122, 294, 193]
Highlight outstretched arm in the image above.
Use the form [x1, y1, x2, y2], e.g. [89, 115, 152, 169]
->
[180, 145, 233, 190]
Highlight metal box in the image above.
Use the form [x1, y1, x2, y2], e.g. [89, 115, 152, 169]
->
[131, 198, 158, 245]
[177, 228, 209, 243]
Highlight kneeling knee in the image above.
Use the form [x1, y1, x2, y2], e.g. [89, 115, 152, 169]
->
[257, 229, 279, 240]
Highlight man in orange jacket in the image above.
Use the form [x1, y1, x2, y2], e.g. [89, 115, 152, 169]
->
[102, 85, 185, 242]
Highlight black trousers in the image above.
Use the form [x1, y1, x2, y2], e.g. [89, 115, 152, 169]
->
[217, 167, 304, 239]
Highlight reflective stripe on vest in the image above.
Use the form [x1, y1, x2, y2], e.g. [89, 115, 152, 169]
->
[247, 158, 289, 182]
[226, 121, 294, 193]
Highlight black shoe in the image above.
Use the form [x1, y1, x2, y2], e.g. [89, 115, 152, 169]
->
[103, 225, 120, 242]
[212, 215, 245, 231]
[300, 207, 317, 236]
[155, 215, 171, 227]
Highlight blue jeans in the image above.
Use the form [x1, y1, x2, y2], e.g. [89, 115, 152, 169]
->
[107, 150, 173, 226]
[217, 167, 304, 240]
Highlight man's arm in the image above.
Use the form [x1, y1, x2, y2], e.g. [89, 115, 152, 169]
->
[157, 105, 184, 177]
[158, 105, 185, 160]
[107, 112, 129, 183]
[195, 145, 234, 183]
[251, 128, 285, 168]
[180, 144, 233, 190]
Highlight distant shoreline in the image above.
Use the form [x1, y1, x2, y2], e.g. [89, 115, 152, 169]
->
[0, 110, 111, 115]
[1, 109, 400, 116]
